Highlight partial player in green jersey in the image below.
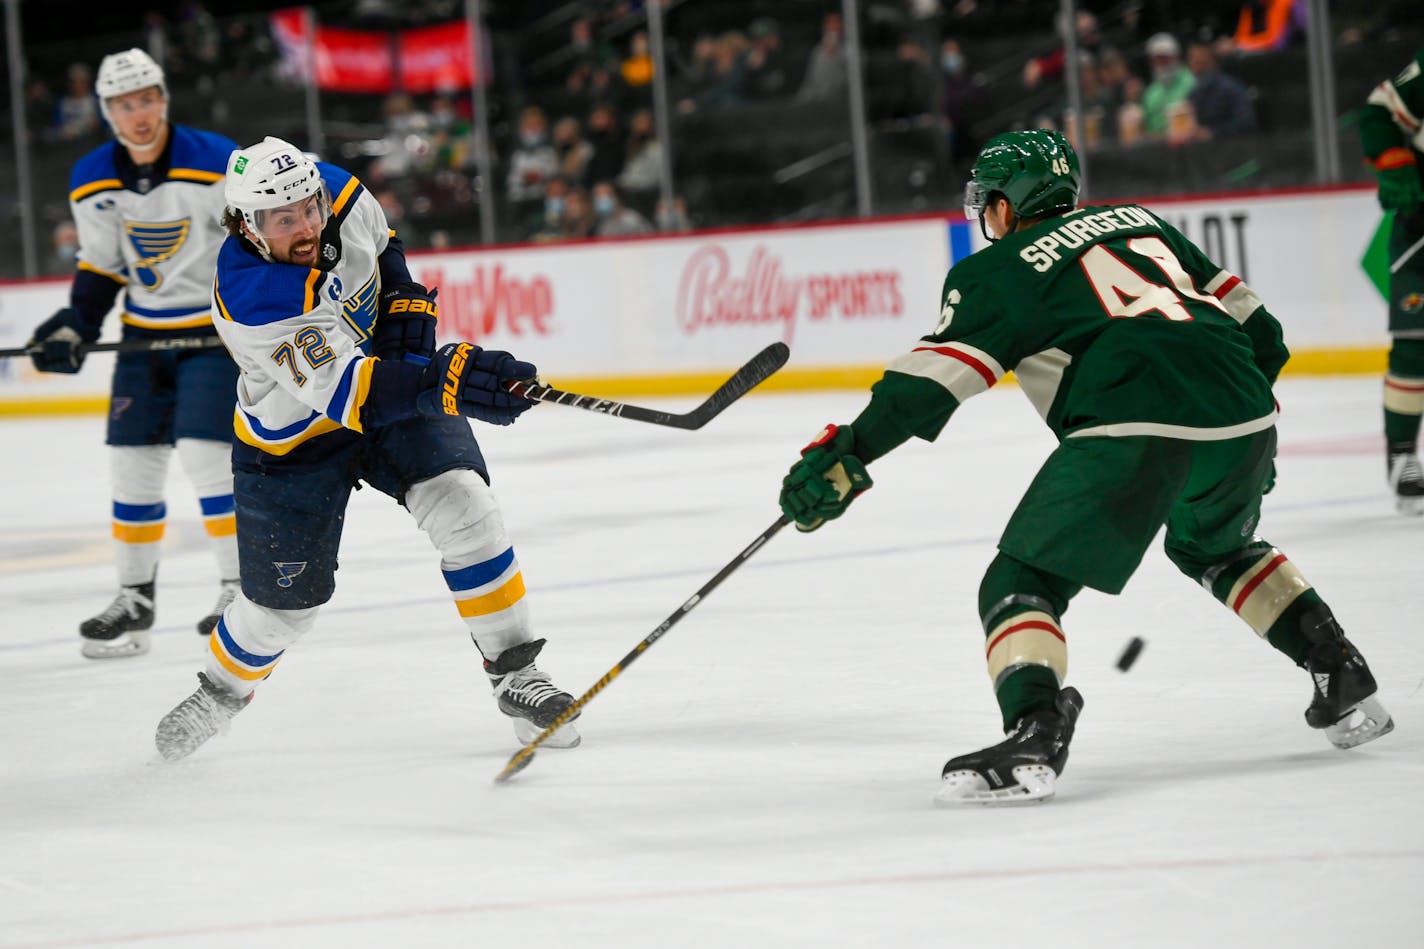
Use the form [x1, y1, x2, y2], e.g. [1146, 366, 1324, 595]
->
[778, 130, 1394, 807]
[1359, 48, 1424, 513]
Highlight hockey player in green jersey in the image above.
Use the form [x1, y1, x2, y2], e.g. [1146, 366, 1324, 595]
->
[777, 129, 1394, 807]
[1359, 48, 1424, 514]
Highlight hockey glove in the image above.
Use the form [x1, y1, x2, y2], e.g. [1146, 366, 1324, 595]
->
[417, 342, 538, 425]
[374, 282, 439, 363]
[780, 423, 873, 532]
[28, 308, 90, 374]
[1374, 148, 1423, 216]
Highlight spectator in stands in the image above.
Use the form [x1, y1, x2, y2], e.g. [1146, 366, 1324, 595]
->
[886, 39, 939, 123]
[1024, 10, 1102, 90]
[1222, 0, 1306, 55]
[656, 196, 693, 233]
[743, 17, 788, 101]
[1140, 33, 1195, 139]
[676, 33, 719, 105]
[1096, 46, 1135, 133]
[686, 32, 749, 113]
[797, 13, 848, 103]
[23, 77, 55, 145]
[552, 115, 595, 186]
[558, 186, 597, 241]
[621, 30, 654, 96]
[178, 2, 222, 95]
[1185, 42, 1256, 140]
[46, 221, 79, 277]
[939, 39, 986, 163]
[54, 63, 101, 143]
[592, 181, 653, 238]
[506, 105, 559, 210]
[585, 103, 625, 185]
[617, 108, 664, 195]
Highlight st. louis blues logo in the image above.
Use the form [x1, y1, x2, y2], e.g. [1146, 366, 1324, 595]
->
[273, 561, 308, 588]
[125, 218, 191, 290]
[342, 272, 380, 353]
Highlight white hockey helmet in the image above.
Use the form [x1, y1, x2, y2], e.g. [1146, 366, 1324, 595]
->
[96, 48, 168, 140]
[224, 137, 329, 256]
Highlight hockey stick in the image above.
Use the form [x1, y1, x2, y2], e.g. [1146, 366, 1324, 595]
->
[0, 334, 224, 359]
[1391, 231, 1424, 274]
[505, 341, 790, 430]
[494, 513, 792, 784]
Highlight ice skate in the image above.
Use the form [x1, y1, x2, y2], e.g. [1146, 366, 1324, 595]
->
[1301, 607, 1393, 750]
[485, 638, 580, 749]
[79, 581, 154, 659]
[196, 579, 240, 637]
[935, 687, 1084, 807]
[1387, 445, 1424, 515]
[155, 672, 252, 761]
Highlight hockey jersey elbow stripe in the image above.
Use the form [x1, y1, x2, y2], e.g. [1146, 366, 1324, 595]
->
[70, 178, 123, 202]
[444, 547, 517, 592]
[887, 344, 1003, 400]
[1205, 272, 1260, 325]
[1368, 81, 1421, 132]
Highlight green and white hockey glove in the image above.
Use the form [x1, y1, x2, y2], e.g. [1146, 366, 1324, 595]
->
[1374, 147, 1423, 215]
[780, 423, 873, 532]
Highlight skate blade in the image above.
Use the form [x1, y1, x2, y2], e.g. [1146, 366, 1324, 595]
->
[1325, 695, 1395, 750]
[511, 716, 581, 749]
[1395, 495, 1424, 516]
[81, 630, 151, 660]
[933, 764, 1056, 807]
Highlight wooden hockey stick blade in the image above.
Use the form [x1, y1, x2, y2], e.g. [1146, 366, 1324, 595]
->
[493, 514, 793, 784]
[0, 335, 224, 359]
[505, 341, 790, 430]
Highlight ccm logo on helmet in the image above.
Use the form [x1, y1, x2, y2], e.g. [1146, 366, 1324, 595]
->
[441, 342, 473, 415]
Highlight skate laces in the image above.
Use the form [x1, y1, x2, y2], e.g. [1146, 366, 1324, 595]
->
[96, 586, 153, 624]
[493, 665, 565, 707]
[167, 675, 244, 735]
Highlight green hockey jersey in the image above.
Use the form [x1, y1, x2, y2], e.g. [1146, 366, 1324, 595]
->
[1360, 48, 1424, 180]
[851, 204, 1289, 462]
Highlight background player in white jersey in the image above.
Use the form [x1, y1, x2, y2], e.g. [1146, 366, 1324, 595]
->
[26, 49, 241, 659]
[154, 137, 580, 759]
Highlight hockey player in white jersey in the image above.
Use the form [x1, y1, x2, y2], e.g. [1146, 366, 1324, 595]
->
[26, 49, 241, 659]
[154, 137, 580, 759]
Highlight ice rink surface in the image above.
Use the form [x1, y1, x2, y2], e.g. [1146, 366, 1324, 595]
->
[1, 376, 1420, 948]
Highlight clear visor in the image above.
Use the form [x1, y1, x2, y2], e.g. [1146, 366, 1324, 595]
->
[963, 180, 989, 222]
[253, 192, 330, 241]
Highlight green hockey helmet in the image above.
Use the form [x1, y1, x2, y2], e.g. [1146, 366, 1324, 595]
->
[964, 129, 1081, 227]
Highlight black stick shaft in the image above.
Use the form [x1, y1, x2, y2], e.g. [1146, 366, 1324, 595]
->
[494, 514, 792, 783]
[505, 341, 789, 430]
[0, 335, 224, 359]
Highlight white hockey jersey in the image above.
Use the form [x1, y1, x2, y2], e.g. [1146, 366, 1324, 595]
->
[212, 163, 391, 458]
[69, 125, 237, 332]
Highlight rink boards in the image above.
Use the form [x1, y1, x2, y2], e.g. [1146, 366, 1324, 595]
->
[0, 185, 1389, 414]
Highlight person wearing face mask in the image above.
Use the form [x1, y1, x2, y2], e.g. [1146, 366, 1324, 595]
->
[505, 105, 559, 214]
[591, 181, 652, 238]
[939, 39, 986, 163]
[1140, 33, 1195, 140]
[26, 48, 243, 659]
[153, 136, 580, 761]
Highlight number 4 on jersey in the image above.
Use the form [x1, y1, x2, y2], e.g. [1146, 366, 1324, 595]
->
[1081, 236, 1227, 322]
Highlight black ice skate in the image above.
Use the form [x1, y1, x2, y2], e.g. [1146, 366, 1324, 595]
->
[79, 581, 155, 659]
[196, 579, 240, 637]
[935, 686, 1084, 807]
[1301, 607, 1393, 750]
[1386, 444, 1424, 516]
[485, 638, 580, 749]
[154, 672, 252, 761]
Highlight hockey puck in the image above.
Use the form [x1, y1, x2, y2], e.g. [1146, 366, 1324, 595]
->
[1116, 636, 1145, 672]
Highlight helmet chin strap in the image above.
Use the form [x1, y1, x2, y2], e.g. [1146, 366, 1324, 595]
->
[240, 213, 276, 262]
[978, 202, 1018, 243]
